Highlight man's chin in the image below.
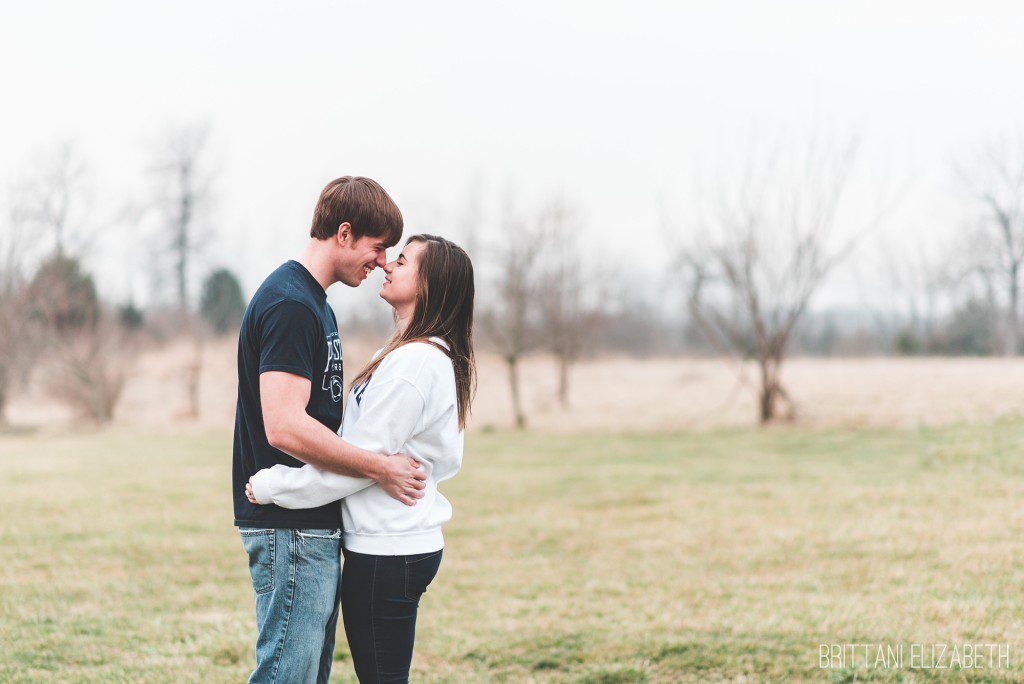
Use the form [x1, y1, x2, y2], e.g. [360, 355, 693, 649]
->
[337, 268, 372, 288]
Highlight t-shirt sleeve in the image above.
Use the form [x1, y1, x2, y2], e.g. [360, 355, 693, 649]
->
[257, 300, 321, 380]
[344, 377, 425, 455]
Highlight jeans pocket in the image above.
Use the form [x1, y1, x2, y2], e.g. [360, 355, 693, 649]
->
[240, 528, 275, 595]
[404, 549, 442, 602]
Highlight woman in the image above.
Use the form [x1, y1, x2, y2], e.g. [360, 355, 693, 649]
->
[245, 233, 475, 683]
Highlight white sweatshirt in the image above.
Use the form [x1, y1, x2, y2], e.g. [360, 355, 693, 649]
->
[249, 337, 464, 554]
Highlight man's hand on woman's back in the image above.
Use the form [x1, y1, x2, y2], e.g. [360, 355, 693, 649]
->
[376, 454, 427, 506]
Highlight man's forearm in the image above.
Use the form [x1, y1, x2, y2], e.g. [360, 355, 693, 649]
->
[267, 414, 385, 479]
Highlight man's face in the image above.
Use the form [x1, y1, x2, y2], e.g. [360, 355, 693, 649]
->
[335, 226, 389, 287]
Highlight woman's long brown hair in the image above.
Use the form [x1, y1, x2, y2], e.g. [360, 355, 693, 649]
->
[349, 234, 476, 429]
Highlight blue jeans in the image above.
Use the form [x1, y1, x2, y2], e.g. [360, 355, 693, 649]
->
[340, 547, 443, 683]
[240, 527, 342, 684]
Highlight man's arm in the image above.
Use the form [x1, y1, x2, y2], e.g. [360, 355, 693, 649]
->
[260, 370, 425, 505]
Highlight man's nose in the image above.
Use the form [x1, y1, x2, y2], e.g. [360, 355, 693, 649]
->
[376, 252, 387, 268]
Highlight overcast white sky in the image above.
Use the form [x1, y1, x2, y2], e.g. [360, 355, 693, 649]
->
[2, 1, 1023, 313]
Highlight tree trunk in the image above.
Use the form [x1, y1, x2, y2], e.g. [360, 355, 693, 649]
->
[176, 169, 193, 313]
[0, 367, 9, 428]
[758, 382, 778, 424]
[1006, 269, 1020, 356]
[557, 355, 570, 409]
[184, 331, 203, 420]
[506, 354, 526, 429]
[758, 355, 797, 424]
[758, 356, 783, 424]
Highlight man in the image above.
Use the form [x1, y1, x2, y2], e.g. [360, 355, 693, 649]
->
[233, 176, 427, 683]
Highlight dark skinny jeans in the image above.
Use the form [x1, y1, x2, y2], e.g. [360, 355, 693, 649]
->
[341, 546, 443, 683]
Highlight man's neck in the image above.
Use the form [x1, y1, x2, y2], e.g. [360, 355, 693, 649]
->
[295, 240, 336, 292]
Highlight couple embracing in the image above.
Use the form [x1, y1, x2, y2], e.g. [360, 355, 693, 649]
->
[232, 176, 475, 683]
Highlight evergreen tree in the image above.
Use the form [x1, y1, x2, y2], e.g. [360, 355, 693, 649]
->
[199, 268, 245, 335]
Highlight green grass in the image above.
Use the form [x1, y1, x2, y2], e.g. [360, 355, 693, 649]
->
[3, 419, 1024, 681]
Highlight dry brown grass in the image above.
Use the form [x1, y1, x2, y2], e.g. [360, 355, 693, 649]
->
[8, 336, 1024, 433]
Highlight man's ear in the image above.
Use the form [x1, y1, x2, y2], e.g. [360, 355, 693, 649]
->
[337, 222, 352, 245]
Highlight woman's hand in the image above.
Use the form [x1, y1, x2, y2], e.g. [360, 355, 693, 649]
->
[245, 478, 259, 505]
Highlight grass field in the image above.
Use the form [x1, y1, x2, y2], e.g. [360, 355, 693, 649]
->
[3, 420, 1024, 682]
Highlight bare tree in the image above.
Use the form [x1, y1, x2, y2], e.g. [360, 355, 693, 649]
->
[8, 152, 131, 425]
[47, 311, 134, 424]
[148, 121, 217, 419]
[676, 133, 868, 423]
[0, 205, 38, 427]
[537, 195, 606, 408]
[19, 141, 91, 257]
[878, 233, 957, 353]
[1, 143, 97, 427]
[149, 121, 215, 312]
[482, 194, 544, 429]
[954, 134, 1024, 356]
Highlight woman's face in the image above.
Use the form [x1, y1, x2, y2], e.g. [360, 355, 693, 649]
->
[380, 240, 425, 310]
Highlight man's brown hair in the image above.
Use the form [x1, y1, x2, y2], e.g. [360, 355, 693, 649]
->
[310, 176, 403, 246]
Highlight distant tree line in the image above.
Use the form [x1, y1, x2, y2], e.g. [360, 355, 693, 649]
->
[0, 125, 244, 426]
[2, 125, 1024, 428]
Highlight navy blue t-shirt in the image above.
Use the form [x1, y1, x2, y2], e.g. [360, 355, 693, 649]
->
[232, 260, 344, 529]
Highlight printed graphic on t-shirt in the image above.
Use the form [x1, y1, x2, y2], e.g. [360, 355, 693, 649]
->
[353, 375, 371, 406]
[323, 331, 343, 402]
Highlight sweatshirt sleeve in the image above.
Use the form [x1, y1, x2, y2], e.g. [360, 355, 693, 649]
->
[249, 463, 374, 509]
[344, 377, 426, 455]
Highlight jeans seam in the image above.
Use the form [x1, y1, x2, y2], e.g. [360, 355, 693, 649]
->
[404, 551, 441, 601]
[370, 556, 381, 682]
[265, 533, 276, 594]
[242, 530, 276, 595]
[405, 549, 442, 565]
[268, 530, 298, 684]
[318, 568, 342, 684]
